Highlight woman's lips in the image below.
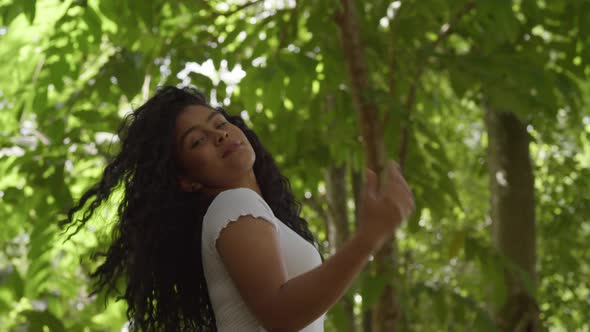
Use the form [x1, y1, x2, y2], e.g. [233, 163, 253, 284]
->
[222, 141, 242, 158]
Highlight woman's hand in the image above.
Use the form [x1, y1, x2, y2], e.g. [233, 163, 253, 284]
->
[356, 160, 415, 252]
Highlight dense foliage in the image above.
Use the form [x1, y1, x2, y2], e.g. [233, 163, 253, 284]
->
[1, 0, 588, 330]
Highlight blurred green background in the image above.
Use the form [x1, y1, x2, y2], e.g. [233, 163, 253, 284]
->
[0, 0, 589, 331]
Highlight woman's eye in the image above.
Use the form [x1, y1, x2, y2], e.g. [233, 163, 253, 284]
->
[191, 138, 204, 148]
[190, 123, 226, 148]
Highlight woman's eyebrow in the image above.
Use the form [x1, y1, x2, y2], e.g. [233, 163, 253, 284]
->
[206, 110, 222, 122]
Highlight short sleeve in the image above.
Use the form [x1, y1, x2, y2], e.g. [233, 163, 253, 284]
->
[202, 187, 278, 254]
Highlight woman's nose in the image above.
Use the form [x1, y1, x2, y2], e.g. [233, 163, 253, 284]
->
[216, 131, 229, 143]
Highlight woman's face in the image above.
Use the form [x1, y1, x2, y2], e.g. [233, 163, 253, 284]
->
[174, 104, 258, 195]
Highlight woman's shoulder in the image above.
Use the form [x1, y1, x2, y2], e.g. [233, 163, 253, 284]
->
[205, 187, 273, 219]
[216, 187, 260, 199]
[210, 187, 264, 206]
[202, 187, 278, 252]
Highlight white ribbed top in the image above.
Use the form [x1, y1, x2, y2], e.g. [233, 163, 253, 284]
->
[202, 187, 325, 331]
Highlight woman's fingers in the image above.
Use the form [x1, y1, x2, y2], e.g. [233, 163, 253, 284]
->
[369, 161, 415, 219]
[385, 161, 414, 218]
[391, 161, 412, 198]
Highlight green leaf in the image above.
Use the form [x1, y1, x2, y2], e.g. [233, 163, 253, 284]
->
[72, 109, 121, 133]
[448, 230, 465, 259]
[21, 309, 65, 332]
[464, 236, 479, 262]
[0, 265, 24, 304]
[328, 300, 350, 331]
[473, 310, 501, 332]
[113, 51, 144, 100]
[2, 187, 22, 205]
[475, 0, 519, 46]
[50, 164, 73, 208]
[362, 274, 389, 308]
[264, 68, 283, 112]
[128, 0, 153, 30]
[82, 5, 103, 44]
[32, 87, 47, 113]
[451, 292, 466, 323]
[25, 263, 52, 296]
[449, 66, 473, 98]
[406, 206, 422, 233]
[22, 0, 36, 25]
[1, 2, 21, 27]
[479, 253, 507, 308]
[188, 72, 215, 92]
[432, 288, 447, 324]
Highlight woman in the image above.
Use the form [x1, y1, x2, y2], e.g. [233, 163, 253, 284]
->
[62, 86, 415, 331]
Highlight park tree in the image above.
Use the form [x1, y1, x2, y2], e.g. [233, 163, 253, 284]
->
[1, 1, 588, 331]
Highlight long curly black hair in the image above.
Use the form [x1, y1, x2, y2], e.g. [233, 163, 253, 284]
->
[61, 86, 321, 331]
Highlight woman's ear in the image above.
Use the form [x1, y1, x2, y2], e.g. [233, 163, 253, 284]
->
[177, 176, 202, 192]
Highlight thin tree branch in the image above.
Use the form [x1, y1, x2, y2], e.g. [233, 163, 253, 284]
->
[303, 194, 327, 222]
[31, 55, 46, 84]
[159, 0, 264, 57]
[197, 0, 264, 18]
[387, 0, 476, 169]
[336, 0, 386, 174]
[161, 0, 266, 59]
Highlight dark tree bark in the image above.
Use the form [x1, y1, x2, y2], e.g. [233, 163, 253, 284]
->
[351, 165, 372, 332]
[325, 163, 351, 252]
[335, 0, 400, 330]
[484, 106, 539, 332]
[324, 163, 356, 332]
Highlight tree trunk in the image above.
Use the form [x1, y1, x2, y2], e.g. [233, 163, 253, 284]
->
[324, 163, 356, 332]
[335, 0, 400, 331]
[484, 106, 538, 332]
[351, 165, 372, 332]
[325, 164, 351, 253]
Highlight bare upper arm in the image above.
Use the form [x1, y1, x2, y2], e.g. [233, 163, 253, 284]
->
[215, 215, 287, 329]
